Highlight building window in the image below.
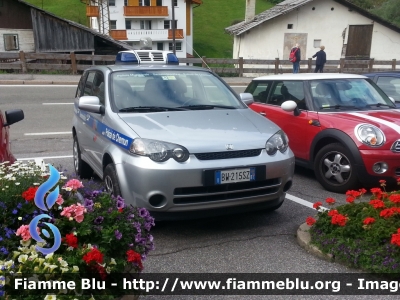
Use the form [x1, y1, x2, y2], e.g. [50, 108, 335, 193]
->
[140, 20, 152, 29]
[139, 0, 150, 6]
[125, 20, 131, 29]
[3, 34, 19, 51]
[124, 0, 128, 6]
[174, 0, 178, 6]
[287, 24, 293, 29]
[314, 39, 321, 48]
[164, 20, 177, 29]
[156, 0, 162, 5]
[110, 20, 117, 30]
[169, 42, 181, 51]
[157, 42, 164, 50]
[109, 0, 116, 6]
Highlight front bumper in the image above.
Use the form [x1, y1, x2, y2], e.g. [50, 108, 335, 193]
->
[359, 149, 400, 179]
[115, 150, 295, 215]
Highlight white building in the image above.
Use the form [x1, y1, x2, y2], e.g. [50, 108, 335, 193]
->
[225, 0, 400, 62]
[85, 0, 202, 59]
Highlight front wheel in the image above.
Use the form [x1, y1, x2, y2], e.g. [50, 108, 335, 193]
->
[103, 163, 122, 197]
[314, 143, 360, 193]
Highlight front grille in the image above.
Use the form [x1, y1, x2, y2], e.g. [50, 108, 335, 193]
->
[194, 149, 262, 161]
[136, 51, 164, 62]
[392, 140, 400, 153]
[173, 178, 280, 204]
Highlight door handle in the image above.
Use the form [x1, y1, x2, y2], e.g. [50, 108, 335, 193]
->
[259, 112, 266, 116]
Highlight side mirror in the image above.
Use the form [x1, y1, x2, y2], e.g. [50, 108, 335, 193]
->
[281, 100, 300, 116]
[4, 109, 24, 127]
[239, 93, 254, 106]
[78, 96, 105, 114]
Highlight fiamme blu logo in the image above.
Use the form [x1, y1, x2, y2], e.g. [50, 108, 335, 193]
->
[28, 164, 62, 255]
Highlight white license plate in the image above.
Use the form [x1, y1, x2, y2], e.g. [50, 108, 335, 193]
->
[215, 168, 256, 184]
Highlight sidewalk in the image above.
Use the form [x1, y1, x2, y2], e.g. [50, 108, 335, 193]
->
[0, 74, 254, 86]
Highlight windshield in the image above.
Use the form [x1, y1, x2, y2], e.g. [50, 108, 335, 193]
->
[110, 70, 244, 112]
[310, 79, 396, 111]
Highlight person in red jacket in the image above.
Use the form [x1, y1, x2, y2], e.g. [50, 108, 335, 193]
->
[290, 44, 301, 74]
[312, 46, 327, 73]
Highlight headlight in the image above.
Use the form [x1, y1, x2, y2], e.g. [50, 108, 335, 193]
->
[129, 138, 189, 162]
[266, 130, 289, 155]
[355, 124, 385, 147]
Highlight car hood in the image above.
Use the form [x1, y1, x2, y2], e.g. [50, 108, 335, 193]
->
[324, 109, 400, 134]
[118, 109, 280, 152]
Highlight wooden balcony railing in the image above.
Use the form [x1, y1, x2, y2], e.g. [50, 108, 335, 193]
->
[86, 6, 99, 17]
[124, 6, 168, 17]
[110, 30, 128, 40]
[168, 29, 184, 39]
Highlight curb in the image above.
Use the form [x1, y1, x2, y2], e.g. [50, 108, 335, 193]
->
[296, 223, 333, 262]
[0, 80, 78, 85]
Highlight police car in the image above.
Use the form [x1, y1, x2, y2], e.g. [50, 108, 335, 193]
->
[72, 50, 295, 220]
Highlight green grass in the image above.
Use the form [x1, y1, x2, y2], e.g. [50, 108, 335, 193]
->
[193, 0, 273, 58]
[24, 0, 88, 26]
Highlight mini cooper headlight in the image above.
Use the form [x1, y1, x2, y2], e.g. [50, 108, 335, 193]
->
[355, 124, 385, 147]
[266, 130, 289, 155]
[130, 138, 189, 162]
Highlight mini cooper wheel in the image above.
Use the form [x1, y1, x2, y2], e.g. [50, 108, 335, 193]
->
[314, 143, 359, 193]
[73, 135, 93, 179]
[104, 163, 122, 197]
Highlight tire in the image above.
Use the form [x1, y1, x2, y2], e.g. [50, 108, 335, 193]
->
[73, 135, 93, 179]
[314, 143, 360, 193]
[103, 163, 122, 197]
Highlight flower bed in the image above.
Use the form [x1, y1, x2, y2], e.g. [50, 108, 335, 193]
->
[306, 179, 400, 273]
[0, 161, 155, 299]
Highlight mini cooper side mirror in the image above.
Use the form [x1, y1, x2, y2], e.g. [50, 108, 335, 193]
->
[239, 93, 254, 106]
[4, 109, 24, 127]
[79, 96, 105, 114]
[281, 100, 300, 116]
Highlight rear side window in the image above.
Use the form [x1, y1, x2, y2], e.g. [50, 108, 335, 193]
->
[376, 76, 400, 101]
[244, 81, 272, 103]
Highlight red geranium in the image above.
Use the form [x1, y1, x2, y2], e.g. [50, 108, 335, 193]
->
[359, 188, 367, 195]
[345, 190, 362, 203]
[389, 194, 400, 204]
[370, 188, 383, 199]
[331, 214, 348, 226]
[126, 249, 143, 270]
[363, 217, 375, 225]
[22, 186, 39, 201]
[391, 229, 400, 247]
[63, 233, 78, 249]
[313, 202, 323, 210]
[379, 180, 386, 187]
[83, 248, 104, 264]
[369, 199, 385, 209]
[325, 197, 335, 205]
[379, 207, 399, 219]
[306, 216, 316, 226]
[328, 209, 339, 216]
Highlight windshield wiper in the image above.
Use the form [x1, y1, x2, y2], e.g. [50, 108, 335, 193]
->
[177, 104, 236, 110]
[319, 105, 357, 110]
[365, 103, 393, 108]
[119, 106, 188, 112]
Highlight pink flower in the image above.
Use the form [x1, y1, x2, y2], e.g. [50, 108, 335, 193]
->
[61, 203, 87, 223]
[56, 194, 64, 205]
[16, 225, 40, 241]
[64, 179, 84, 191]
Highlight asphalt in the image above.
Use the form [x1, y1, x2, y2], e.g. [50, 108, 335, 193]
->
[0, 72, 325, 262]
[0, 74, 254, 86]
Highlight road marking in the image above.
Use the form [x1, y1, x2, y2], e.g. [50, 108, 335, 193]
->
[24, 132, 71, 136]
[286, 193, 328, 211]
[17, 155, 73, 161]
[0, 85, 76, 87]
[42, 103, 74, 105]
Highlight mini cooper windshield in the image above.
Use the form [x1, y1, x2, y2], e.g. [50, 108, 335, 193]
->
[311, 79, 396, 111]
[111, 70, 244, 112]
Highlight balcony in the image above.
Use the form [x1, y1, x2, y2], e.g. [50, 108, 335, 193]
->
[110, 30, 128, 40]
[126, 29, 184, 41]
[124, 6, 168, 17]
[86, 6, 99, 17]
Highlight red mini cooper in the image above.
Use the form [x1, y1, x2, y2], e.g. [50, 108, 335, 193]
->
[0, 109, 24, 163]
[244, 73, 400, 193]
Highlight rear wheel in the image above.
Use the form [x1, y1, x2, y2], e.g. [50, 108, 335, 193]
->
[314, 143, 359, 193]
[73, 135, 93, 179]
[103, 163, 122, 197]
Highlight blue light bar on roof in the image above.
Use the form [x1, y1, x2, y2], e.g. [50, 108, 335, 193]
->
[115, 50, 179, 65]
[115, 52, 139, 65]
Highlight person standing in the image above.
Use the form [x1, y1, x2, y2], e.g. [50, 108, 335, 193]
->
[290, 44, 301, 74]
[312, 46, 327, 73]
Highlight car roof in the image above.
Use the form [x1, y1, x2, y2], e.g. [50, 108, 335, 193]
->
[86, 64, 209, 73]
[252, 73, 368, 81]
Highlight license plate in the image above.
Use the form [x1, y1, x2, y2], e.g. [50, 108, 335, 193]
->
[215, 168, 256, 184]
